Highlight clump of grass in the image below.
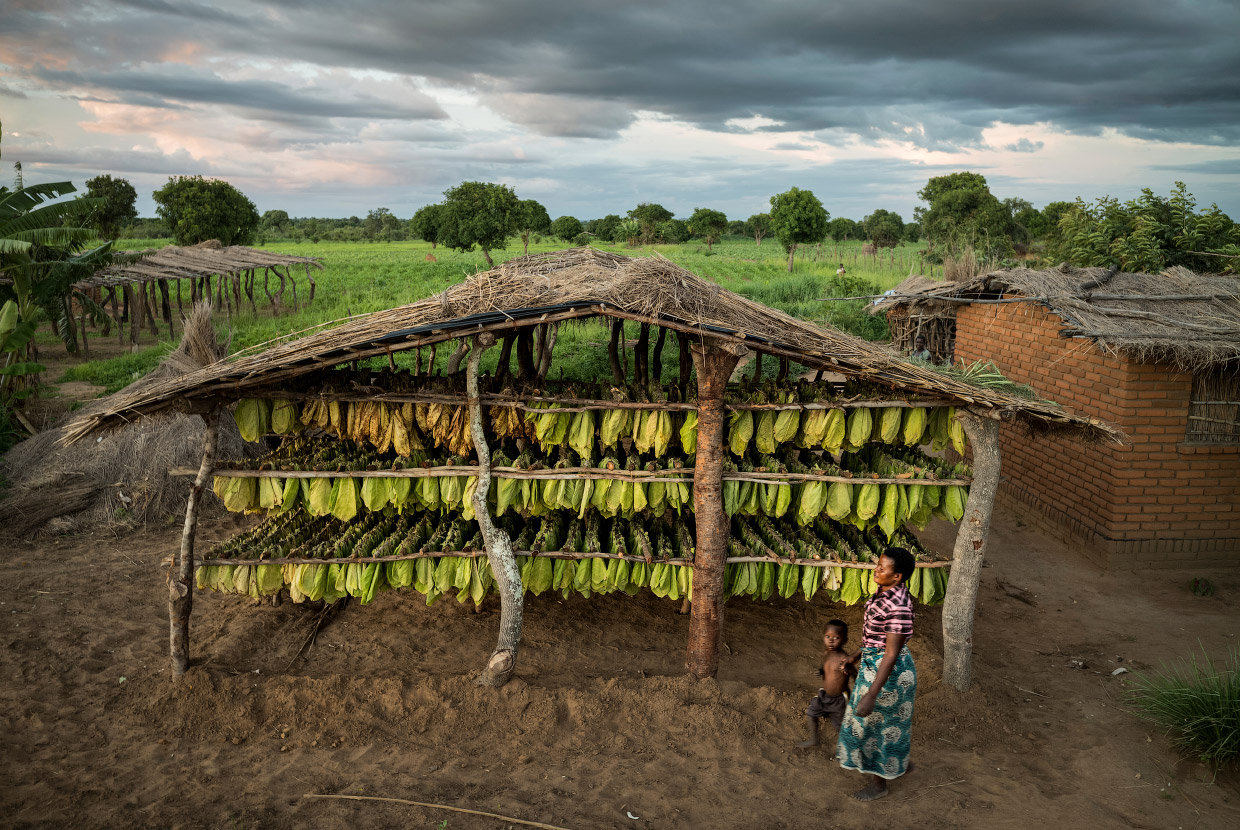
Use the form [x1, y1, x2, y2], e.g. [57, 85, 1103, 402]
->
[1128, 646, 1240, 771]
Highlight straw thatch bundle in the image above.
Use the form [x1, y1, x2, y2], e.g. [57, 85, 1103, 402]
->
[61, 248, 1121, 445]
[0, 303, 251, 540]
[872, 264, 1240, 371]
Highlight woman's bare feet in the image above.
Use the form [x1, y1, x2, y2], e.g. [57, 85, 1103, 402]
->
[851, 778, 888, 801]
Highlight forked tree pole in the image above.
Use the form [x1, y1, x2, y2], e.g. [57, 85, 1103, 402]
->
[686, 341, 744, 679]
[941, 410, 1000, 692]
[467, 332, 523, 687]
[170, 410, 220, 676]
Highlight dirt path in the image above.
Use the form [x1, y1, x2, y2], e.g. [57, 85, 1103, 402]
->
[1, 508, 1236, 829]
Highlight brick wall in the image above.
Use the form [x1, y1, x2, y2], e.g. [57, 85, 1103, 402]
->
[954, 301, 1240, 570]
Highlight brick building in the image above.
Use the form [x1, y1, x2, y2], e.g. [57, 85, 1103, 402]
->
[878, 265, 1239, 570]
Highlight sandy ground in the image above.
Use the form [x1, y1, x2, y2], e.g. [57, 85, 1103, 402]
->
[1, 504, 1237, 830]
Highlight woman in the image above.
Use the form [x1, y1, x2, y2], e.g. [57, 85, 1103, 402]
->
[837, 547, 917, 801]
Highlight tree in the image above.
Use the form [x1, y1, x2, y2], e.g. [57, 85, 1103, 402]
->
[260, 209, 291, 237]
[1, 126, 109, 364]
[83, 174, 138, 239]
[727, 219, 749, 236]
[549, 215, 583, 241]
[748, 213, 772, 246]
[902, 222, 921, 243]
[585, 214, 622, 242]
[769, 187, 829, 272]
[438, 181, 520, 267]
[1047, 183, 1239, 274]
[688, 207, 728, 253]
[1032, 201, 1074, 241]
[363, 207, 401, 241]
[410, 203, 445, 248]
[516, 199, 551, 255]
[628, 202, 673, 244]
[827, 217, 858, 243]
[617, 219, 642, 247]
[152, 176, 260, 246]
[915, 171, 1016, 259]
[862, 209, 905, 248]
[660, 219, 690, 243]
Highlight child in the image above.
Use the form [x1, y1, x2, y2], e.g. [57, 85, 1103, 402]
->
[798, 620, 854, 747]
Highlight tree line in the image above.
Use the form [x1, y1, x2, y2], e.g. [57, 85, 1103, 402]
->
[66, 172, 1240, 275]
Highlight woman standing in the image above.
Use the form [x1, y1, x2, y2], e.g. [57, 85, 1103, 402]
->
[837, 547, 918, 801]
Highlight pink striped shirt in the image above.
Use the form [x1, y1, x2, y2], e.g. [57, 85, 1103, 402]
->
[861, 583, 915, 649]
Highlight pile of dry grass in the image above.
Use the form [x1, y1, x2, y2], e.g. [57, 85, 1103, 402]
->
[0, 303, 252, 541]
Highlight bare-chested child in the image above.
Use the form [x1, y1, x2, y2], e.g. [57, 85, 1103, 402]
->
[797, 620, 855, 748]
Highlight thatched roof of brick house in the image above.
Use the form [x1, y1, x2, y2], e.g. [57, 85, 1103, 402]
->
[874, 264, 1240, 370]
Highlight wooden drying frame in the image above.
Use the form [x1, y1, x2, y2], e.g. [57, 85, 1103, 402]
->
[165, 306, 1002, 693]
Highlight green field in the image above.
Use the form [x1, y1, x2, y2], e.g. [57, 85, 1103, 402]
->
[62, 237, 922, 392]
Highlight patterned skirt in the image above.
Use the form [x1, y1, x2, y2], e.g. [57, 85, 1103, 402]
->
[836, 646, 916, 779]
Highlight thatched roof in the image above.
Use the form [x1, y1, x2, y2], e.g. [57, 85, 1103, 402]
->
[867, 275, 955, 318]
[874, 265, 1240, 370]
[80, 242, 322, 288]
[63, 248, 1120, 444]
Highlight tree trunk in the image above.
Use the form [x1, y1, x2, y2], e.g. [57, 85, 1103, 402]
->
[170, 410, 220, 676]
[941, 411, 1000, 692]
[786, 244, 797, 273]
[686, 342, 744, 679]
[522, 232, 530, 256]
[481, 248, 495, 268]
[608, 318, 625, 385]
[467, 333, 522, 687]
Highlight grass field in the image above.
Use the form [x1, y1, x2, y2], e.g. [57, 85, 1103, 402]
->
[60, 236, 924, 392]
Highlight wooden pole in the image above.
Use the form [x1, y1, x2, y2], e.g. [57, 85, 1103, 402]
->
[608, 318, 625, 385]
[125, 285, 140, 347]
[651, 326, 667, 382]
[686, 341, 743, 679]
[536, 322, 558, 380]
[445, 338, 470, 375]
[677, 331, 691, 394]
[515, 328, 535, 380]
[635, 322, 650, 387]
[941, 410, 1000, 692]
[467, 332, 522, 687]
[170, 410, 220, 676]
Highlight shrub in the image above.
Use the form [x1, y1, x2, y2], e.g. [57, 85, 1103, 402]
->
[1128, 646, 1240, 770]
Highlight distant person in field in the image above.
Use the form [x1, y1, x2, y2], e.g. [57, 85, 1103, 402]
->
[838, 547, 917, 801]
[836, 263, 847, 276]
[797, 620, 855, 748]
[910, 335, 932, 362]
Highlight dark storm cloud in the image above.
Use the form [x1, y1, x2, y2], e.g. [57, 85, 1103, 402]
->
[6, 1, 1238, 146]
[29, 66, 446, 122]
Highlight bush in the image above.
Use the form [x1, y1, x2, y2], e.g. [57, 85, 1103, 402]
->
[1128, 646, 1240, 770]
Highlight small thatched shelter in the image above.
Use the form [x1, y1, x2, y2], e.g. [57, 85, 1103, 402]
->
[870, 275, 957, 362]
[64, 248, 1120, 690]
[80, 243, 323, 347]
[876, 264, 1240, 569]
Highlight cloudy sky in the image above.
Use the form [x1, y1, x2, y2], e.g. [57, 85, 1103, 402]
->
[3, 0, 1239, 222]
